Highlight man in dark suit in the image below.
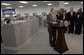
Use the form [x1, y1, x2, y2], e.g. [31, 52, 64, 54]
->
[79, 8, 83, 33]
[46, 8, 58, 47]
[66, 7, 77, 34]
[75, 8, 83, 35]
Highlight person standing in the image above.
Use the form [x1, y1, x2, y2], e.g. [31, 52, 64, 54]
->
[56, 11, 62, 20]
[79, 8, 83, 33]
[47, 8, 58, 47]
[66, 7, 77, 34]
[61, 10, 67, 33]
[75, 9, 83, 35]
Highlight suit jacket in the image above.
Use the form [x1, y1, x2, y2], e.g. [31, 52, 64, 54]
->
[66, 11, 77, 24]
[81, 12, 83, 24]
[46, 13, 58, 26]
[76, 12, 83, 24]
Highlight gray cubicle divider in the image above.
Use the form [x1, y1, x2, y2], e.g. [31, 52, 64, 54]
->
[42, 12, 47, 27]
[38, 16, 45, 28]
[1, 24, 19, 54]
[1, 24, 17, 47]
[41, 16, 47, 27]
[30, 16, 40, 35]
[1, 21, 32, 54]
[1, 17, 41, 54]
[15, 21, 32, 46]
[38, 16, 42, 28]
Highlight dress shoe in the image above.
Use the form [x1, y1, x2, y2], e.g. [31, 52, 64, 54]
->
[50, 44, 54, 47]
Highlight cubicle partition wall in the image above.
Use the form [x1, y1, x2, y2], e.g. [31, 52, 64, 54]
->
[1, 20, 32, 54]
[42, 12, 47, 27]
[1, 24, 19, 54]
[1, 16, 41, 54]
[38, 15, 47, 28]
[38, 16, 43, 28]
[30, 16, 40, 35]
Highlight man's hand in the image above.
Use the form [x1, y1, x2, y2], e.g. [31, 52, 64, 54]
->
[52, 22, 58, 24]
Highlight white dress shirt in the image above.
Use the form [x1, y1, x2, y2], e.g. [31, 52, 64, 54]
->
[70, 12, 73, 16]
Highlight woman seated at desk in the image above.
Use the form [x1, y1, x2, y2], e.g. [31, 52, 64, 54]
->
[22, 16, 26, 20]
[7, 19, 13, 24]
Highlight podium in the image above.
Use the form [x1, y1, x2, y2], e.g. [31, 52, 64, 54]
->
[53, 20, 68, 54]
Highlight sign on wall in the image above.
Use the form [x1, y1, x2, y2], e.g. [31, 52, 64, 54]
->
[2, 9, 16, 15]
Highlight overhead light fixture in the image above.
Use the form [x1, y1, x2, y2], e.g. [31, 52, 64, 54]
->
[32, 5, 37, 7]
[6, 7, 12, 8]
[19, 6, 24, 8]
[1, 3, 11, 5]
[19, 1, 28, 4]
[43, 1, 48, 2]
[47, 3, 52, 5]
[64, 2, 69, 4]
[81, 2, 83, 4]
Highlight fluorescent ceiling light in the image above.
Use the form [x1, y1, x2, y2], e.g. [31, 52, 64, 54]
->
[81, 2, 83, 4]
[19, 6, 24, 8]
[19, 1, 28, 4]
[6, 7, 12, 8]
[47, 3, 52, 5]
[1, 3, 11, 5]
[64, 2, 69, 4]
[32, 5, 37, 6]
[43, 1, 48, 2]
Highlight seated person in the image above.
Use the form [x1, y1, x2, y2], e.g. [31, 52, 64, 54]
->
[22, 16, 26, 20]
[7, 19, 12, 24]
[4, 18, 9, 24]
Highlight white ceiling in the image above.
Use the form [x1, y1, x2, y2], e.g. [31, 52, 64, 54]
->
[1, 1, 83, 9]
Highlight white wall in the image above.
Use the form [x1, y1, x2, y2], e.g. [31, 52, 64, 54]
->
[1, 5, 83, 17]
[16, 5, 83, 16]
[16, 6, 59, 16]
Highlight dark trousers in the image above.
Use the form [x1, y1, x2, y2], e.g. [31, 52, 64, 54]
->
[75, 23, 82, 34]
[64, 27, 67, 33]
[68, 24, 74, 33]
[48, 25, 56, 46]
